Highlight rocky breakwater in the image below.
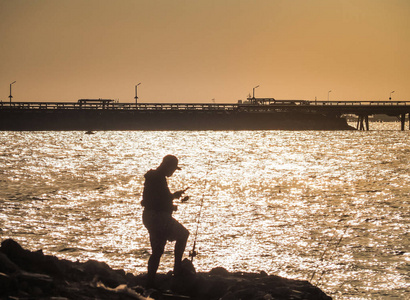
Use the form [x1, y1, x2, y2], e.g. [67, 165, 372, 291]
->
[0, 239, 332, 299]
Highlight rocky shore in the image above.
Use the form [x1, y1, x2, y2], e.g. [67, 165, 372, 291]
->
[0, 239, 332, 299]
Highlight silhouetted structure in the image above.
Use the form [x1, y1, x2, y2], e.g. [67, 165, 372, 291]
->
[1, 99, 409, 130]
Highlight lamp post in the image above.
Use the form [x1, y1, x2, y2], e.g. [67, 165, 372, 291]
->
[252, 85, 259, 104]
[135, 83, 141, 105]
[9, 81, 16, 103]
[389, 91, 395, 101]
[327, 90, 332, 101]
[253, 85, 259, 99]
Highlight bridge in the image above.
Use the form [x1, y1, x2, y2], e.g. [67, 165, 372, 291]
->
[1, 99, 410, 130]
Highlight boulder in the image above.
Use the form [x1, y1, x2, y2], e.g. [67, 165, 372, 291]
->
[0, 239, 332, 300]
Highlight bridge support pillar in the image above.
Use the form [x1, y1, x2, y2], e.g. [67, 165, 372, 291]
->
[356, 115, 369, 131]
[401, 113, 406, 131]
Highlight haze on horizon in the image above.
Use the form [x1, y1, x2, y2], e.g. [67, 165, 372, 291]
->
[1, 0, 409, 103]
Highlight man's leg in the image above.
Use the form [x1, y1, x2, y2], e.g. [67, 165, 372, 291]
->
[147, 237, 166, 286]
[173, 225, 189, 275]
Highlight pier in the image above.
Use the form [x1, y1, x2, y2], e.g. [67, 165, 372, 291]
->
[246, 98, 410, 130]
[1, 99, 409, 131]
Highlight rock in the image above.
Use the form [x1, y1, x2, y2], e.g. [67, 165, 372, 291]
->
[0, 238, 62, 276]
[233, 287, 260, 299]
[0, 272, 13, 295]
[0, 252, 20, 274]
[0, 239, 332, 300]
[17, 271, 53, 289]
[209, 266, 230, 276]
[219, 291, 237, 300]
[83, 259, 127, 288]
[180, 258, 196, 276]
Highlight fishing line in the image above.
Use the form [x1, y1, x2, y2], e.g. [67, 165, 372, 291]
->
[310, 219, 350, 285]
[189, 168, 210, 262]
[315, 224, 350, 285]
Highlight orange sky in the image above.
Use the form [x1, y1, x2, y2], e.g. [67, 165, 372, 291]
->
[1, 0, 409, 103]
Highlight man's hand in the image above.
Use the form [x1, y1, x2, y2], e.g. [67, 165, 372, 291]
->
[173, 189, 186, 199]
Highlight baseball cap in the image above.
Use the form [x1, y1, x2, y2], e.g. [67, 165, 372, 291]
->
[161, 155, 181, 170]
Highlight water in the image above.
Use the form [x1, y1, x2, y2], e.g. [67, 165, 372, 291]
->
[1, 123, 409, 299]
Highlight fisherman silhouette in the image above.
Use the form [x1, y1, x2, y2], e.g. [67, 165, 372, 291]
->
[141, 155, 189, 287]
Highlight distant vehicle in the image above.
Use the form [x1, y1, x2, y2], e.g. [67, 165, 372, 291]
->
[78, 99, 115, 105]
[244, 98, 310, 106]
[270, 100, 311, 105]
[77, 99, 116, 109]
[245, 98, 276, 105]
[270, 100, 296, 105]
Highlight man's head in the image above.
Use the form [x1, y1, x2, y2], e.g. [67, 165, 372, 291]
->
[158, 155, 181, 176]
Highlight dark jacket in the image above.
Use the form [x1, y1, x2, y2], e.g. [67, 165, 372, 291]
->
[141, 169, 174, 213]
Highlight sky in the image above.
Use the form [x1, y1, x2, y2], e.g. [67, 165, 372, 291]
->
[1, 0, 409, 103]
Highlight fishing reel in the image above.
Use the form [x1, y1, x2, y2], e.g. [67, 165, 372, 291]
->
[189, 249, 198, 260]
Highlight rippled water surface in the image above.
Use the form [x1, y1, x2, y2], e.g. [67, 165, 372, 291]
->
[1, 124, 409, 299]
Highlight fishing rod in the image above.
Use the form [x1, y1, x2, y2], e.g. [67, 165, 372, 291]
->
[189, 171, 209, 262]
[189, 185, 206, 262]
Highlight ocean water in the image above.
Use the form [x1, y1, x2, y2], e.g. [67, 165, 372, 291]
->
[0, 123, 409, 299]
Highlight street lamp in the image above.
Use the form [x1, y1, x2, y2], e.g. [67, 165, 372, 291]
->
[9, 81, 16, 103]
[389, 91, 395, 101]
[327, 90, 332, 101]
[135, 83, 141, 104]
[252, 85, 260, 104]
[252, 85, 259, 99]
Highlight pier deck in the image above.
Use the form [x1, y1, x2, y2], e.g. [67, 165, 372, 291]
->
[1, 99, 409, 131]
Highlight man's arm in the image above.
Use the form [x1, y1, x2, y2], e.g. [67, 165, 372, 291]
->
[173, 187, 189, 199]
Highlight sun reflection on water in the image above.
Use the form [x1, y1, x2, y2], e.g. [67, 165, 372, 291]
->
[1, 127, 409, 299]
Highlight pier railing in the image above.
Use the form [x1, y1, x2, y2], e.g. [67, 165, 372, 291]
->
[1, 100, 410, 111]
[0, 101, 239, 111]
[1, 99, 409, 120]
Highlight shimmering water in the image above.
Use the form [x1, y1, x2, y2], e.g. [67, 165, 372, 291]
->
[1, 123, 409, 299]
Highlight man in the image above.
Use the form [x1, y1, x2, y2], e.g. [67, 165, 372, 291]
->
[141, 155, 189, 286]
